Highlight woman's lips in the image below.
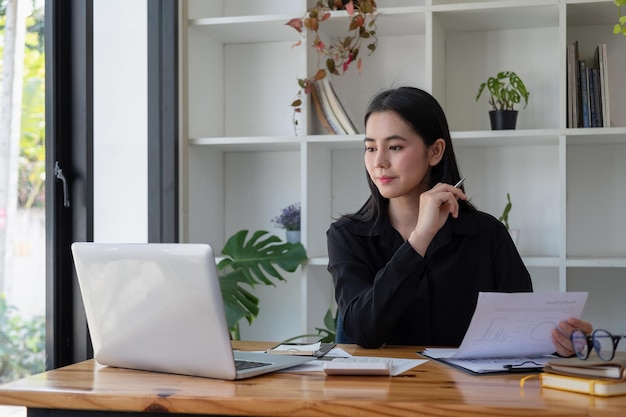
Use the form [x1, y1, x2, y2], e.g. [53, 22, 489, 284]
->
[377, 176, 394, 184]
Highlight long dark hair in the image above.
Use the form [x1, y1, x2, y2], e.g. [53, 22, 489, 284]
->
[350, 86, 473, 225]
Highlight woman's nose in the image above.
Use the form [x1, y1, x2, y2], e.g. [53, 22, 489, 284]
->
[374, 149, 388, 168]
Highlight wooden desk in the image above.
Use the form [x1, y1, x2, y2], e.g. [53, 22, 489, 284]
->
[0, 341, 624, 417]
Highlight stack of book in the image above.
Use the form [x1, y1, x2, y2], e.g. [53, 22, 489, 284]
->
[540, 352, 626, 397]
[310, 78, 359, 135]
[567, 41, 611, 128]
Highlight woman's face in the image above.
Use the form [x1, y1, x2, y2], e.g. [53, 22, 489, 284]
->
[364, 111, 437, 200]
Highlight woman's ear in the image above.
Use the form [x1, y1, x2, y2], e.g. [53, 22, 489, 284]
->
[429, 138, 446, 166]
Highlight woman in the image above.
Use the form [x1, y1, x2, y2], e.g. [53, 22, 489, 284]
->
[326, 87, 590, 355]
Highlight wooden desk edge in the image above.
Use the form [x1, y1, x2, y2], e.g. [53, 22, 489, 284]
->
[0, 342, 624, 417]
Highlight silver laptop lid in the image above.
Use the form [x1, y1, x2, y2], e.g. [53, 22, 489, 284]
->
[71, 242, 239, 379]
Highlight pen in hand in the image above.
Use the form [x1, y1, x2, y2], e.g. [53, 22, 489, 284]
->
[440, 177, 466, 207]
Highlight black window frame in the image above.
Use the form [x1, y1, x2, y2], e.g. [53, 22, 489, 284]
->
[148, 0, 179, 244]
[45, 0, 94, 369]
[45, 0, 179, 368]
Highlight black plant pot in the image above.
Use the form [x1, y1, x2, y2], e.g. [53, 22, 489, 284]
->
[489, 110, 518, 130]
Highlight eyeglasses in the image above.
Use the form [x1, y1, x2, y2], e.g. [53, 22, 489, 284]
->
[570, 329, 626, 361]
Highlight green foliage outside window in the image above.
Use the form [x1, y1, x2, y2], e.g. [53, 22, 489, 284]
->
[0, 294, 45, 383]
[18, 12, 46, 208]
[0, 4, 46, 208]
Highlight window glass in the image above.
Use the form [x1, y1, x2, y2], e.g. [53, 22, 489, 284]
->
[0, 0, 46, 400]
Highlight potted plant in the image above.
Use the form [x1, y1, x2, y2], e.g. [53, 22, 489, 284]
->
[475, 71, 530, 130]
[272, 203, 301, 243]
[286, 0, 378, 129]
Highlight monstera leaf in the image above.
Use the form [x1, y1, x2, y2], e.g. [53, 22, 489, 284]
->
[217, 230, 307, 339]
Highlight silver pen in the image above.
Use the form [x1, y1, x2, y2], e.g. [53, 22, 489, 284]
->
[441, 177, 466, 207]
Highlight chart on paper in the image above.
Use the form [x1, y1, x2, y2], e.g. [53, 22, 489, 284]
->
[455, 292, 588, 358]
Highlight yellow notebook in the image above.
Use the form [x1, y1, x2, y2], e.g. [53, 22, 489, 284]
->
[539, 373, 626, 397]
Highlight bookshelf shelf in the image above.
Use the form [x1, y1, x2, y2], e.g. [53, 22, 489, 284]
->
[565, 127, 626, 144]
[522, 257, 560, 268]
[189, 137, 304, 152]
[189, 16, 300, 44]
[432, 2, 560, 32]
[181, 0, 626, 341]
[452, 130, 561, 147]
[566, 258, 626, 268]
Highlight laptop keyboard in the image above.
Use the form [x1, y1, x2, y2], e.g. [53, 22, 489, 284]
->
[235, 359, 272, 371]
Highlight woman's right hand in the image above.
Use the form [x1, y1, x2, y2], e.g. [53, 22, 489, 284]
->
[409, 182, 467, 256]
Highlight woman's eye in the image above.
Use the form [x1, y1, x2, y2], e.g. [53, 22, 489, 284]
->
[389, 145, 402, 151]
[365, 147, 375, 152]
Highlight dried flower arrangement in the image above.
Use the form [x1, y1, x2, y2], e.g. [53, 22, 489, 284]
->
[286, 0, 378, 129]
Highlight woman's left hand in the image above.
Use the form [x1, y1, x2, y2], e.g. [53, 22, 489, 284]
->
[551, 317, 593, 357]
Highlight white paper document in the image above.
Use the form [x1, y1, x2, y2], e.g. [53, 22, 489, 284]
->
[283, 348, 427, 376]
[422, 291, 588, 374]
[269, 342, 321, 353]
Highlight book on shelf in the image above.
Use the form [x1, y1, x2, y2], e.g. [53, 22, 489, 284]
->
[312, 80, 345, 135]
[588, 67, 600, 128]
[320, 77, 359, 135]
[567, 42, 610, 128]
[310, 82, 337, 135]
[539, 373, 626, 397]
[578, 59, 591, 128]
[543, 351, 626, 380]
[595, 43, 610, 127]
[566, 41, 580, 128]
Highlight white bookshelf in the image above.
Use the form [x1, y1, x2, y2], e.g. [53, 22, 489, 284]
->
[180, 0, 626, 341]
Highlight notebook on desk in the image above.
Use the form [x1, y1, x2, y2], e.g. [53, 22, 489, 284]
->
[71, 242, 314, 380]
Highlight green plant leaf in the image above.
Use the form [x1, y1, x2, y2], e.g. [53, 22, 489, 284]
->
[498, 193, 512, 230]
[217, 230, 308, 336]
[323, 307, 337, 331]
[477, 71, 529, 111]
[508, 72, 529, 108]
[220, 269, 260, 329]
[475, 82, 487, 102]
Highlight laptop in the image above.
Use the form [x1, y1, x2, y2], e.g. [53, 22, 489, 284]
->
[71, 242, 314, 380]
